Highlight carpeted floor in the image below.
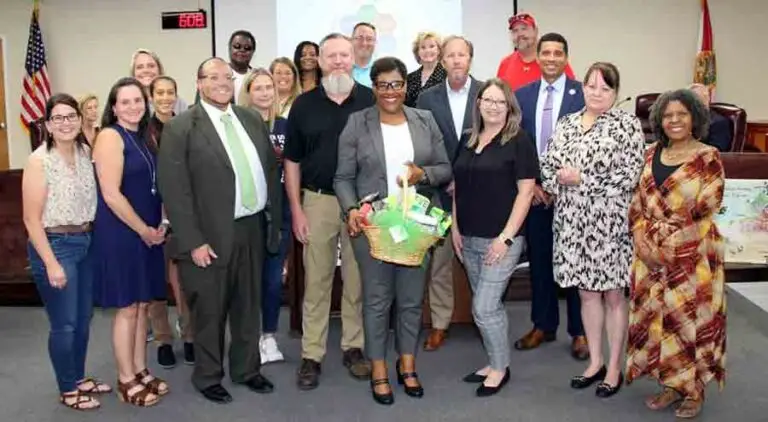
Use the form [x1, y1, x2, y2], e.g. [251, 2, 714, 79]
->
[1, 295, 767, 422]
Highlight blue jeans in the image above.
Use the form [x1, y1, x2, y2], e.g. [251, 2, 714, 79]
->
[28, 232, 94, 393]
[261, 228, 291, 333]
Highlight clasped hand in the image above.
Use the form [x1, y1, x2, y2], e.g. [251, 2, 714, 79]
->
[396, 162, 425, 187]
[556, 166, 581, 186]
[139, 225, 166, 247]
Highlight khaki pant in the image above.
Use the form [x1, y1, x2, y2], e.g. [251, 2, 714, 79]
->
[427, 235, 454, 329]
[300, 190, 364, 362]
[148, 260, 193, 344]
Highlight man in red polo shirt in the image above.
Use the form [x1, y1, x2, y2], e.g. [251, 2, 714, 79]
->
[496, 13, 575, 90]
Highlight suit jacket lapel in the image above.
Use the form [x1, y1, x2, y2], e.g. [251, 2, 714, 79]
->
[193, 106, 232, 171]
[233, 106, 270, 172]
[462, 78, 480, 133]
[404, 108, 428, 165]
[364, 108, 387, 171]
[437, 86, 458, 147]
[559, 80, 575, 119]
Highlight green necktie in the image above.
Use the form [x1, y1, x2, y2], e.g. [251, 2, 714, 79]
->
[220, 113, 258, 210]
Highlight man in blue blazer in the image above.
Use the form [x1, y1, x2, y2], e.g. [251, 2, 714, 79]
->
[416, 35, 482, 351]
[513, 33, 588, 360]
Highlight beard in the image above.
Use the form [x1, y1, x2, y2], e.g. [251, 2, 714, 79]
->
[322, 73, 355, 95]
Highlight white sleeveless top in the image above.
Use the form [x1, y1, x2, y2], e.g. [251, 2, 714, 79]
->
[35, 145, 97, 228]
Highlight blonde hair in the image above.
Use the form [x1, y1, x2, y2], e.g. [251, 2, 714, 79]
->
[411, 32, 442, 64]
[130, 48, 165, 77]
[269, 57, 301, 115]
[466, 78, 522, 148]
[77, 94, 98, 113]
[238, 68, 281, 131]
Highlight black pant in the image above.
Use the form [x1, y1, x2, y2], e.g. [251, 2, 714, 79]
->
[179, 213, 265, 390]
[525, 205, 583, 337]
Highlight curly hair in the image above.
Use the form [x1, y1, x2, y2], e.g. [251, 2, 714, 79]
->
[650, 89, 710, 147]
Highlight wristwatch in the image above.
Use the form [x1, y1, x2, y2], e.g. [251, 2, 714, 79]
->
[501, 235, 513, 246]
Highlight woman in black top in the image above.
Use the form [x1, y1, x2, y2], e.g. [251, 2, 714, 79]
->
[293, 41, 322, 93]
[452, 78, 539, 397]
[405, 32, 447, 107]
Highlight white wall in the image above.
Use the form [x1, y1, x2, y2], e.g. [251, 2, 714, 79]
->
[0, 0, 766, 169]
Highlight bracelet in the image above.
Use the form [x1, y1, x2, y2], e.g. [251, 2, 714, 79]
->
[161, 218, 171, 227]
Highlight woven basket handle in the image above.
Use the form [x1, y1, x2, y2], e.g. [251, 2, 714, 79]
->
[401, 166, 410, 218]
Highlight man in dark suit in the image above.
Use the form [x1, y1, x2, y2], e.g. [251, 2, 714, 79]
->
[416, 35, 481, 351]
[157, 57, 281, 404]
[514, 33, 588, 360]
[690, 83, 733, 152]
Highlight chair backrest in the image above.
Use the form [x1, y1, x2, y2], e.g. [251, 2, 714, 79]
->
[634, 93, 660, 140]
[710, 102, 748, 152]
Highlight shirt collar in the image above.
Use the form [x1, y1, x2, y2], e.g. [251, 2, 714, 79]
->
[200, 98, 234, 121]
[539, 73, 567, 94]
[446, 76, 471, 94]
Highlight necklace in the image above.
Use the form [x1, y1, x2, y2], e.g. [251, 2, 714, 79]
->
[121, 126, 157, 195]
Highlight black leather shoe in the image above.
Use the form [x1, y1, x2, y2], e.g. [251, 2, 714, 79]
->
[183, 342, 195, 365]
[462, 371, 487, 383]
[199, 384, 233, 404]
[396, 359, 424, 398]
[157, 344, 176, 369]
[571, 365, 606, 389]
[240, 374, 274, 394]
[476, 368, 510, 397]
[370, 378, 394, 405]
[297, 359, 321, 390]
[595, 372, 623, 398]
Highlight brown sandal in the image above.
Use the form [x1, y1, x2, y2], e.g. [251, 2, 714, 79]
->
[645, 387, 682, 410]
[77, 377, 112, 394]
[136, 368, 169, 396]
[116, 378, 159, 407]
[675, 397, 703, 419]
[59, 390, 100, 411]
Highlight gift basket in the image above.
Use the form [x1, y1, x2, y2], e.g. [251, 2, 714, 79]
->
[357, 175, 452, 266]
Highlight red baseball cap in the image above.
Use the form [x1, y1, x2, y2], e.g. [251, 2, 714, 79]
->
[508, 13, 537, 30]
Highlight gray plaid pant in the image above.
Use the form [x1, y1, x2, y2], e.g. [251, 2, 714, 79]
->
[462, 235, 524, 370]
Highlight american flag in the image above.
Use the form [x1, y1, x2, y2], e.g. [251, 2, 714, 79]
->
[19, 3, 51, 131]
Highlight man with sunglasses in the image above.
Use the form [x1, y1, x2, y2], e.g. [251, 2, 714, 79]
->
[229, 30, 256, 96]
[497, 13, 575, 91]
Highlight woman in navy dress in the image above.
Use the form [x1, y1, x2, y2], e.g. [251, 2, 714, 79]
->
[91, 77, 168, 407]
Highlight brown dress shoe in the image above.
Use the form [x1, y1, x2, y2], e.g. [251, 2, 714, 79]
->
[342, 348, 371, 380]
[513, 328, 556, 350]
[570, 336, 589, 361]
[675, 397, 703, 419]
[423, 329, 447, 351]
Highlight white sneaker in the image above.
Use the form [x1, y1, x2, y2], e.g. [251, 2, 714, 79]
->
[259, 335, 285, 364]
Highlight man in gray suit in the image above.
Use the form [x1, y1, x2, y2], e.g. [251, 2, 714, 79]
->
[416, 35, 482, 351]
[157, 57, 281, 404]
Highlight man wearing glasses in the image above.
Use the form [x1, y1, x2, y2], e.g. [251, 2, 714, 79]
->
[194, 30, 256, 105]
[158, 57, 282, 404]
[497, 13, 575, 90]
[351, 22, 377, 87]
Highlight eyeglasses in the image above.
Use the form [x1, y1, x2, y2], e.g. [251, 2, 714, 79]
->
[232, 43, 254, 51]
[374, 81, 405, 91]
[479, 97, 507, 109]
[200, 74, 235, 82]
[49, 113, 79, 124]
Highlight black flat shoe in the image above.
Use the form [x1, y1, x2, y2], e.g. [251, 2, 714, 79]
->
[595, 372, 623, 398]
[462, 371, 487, 383]
[476, 368, 510, 397]
[240, 374, 274, 394]
[570, 365, 606, 389]
[370, 378, 394, 405]
[396, 359, 424, 398]
[199, 384, 233, 404]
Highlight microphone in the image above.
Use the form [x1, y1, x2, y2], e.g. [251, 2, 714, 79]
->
[616, 96, 633, 107]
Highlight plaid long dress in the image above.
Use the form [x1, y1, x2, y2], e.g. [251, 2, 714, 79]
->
[625, 144, 726, 400]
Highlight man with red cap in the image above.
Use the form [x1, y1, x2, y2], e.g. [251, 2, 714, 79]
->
[496, 13, 575, 90]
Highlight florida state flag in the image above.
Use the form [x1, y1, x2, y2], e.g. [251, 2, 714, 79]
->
[694, 0, 716, 100]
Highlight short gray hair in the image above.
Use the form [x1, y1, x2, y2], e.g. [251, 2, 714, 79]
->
[650, 89, 710, 147]
[319, 33, 352, 53]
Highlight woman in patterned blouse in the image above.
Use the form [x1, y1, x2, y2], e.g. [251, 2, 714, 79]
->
[23, 93, 110, 410]
[405, 31, 447, 107]
[625, 89, 725, 419]
[540, 62, 645, 398]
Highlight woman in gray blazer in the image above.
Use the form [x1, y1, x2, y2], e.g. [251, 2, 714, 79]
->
[335, 57, 452, 406]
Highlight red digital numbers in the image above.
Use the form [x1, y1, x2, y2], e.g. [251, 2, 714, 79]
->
[178, 13, 204, 28]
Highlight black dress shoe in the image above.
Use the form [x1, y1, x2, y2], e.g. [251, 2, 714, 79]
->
[240, 374, 274, 394]
[199, 384, 233, 404]
[476, 368, 510, 397]
[570, 365, 607, 389]
[297, 359, 321, 390]
[183, 342, 195, 365]
[157, 344, 176, 369]
[462, 371, 487, 383]
[595, 372, 623, 398]
[370, 378, 394, 405]
[396, 359, 424, 398]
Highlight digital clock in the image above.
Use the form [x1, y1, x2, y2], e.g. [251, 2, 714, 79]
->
[161, 10, 208, 30]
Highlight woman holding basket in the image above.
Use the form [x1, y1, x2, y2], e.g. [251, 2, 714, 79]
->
[335, 56, 451, 406]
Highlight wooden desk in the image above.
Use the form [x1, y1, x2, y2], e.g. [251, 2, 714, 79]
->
[746, 120, 768, 152]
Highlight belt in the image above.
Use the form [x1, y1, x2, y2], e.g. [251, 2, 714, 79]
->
[46, 222, 92, 234]
[303, 186, 335, 196]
